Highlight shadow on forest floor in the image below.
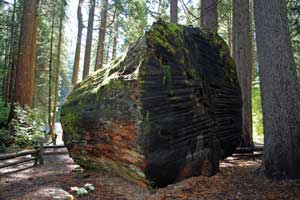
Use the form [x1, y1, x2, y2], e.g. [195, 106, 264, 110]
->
[0, 154, 300, 200]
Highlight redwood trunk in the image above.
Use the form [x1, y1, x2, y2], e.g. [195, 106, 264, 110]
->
[232, 0, 253, 147]
[48, 15, 55, 130]
[95, 0, 108, 70]
[111, 14, 119, 59]
[4, 29, 11, 103]
[61, 22, 242, 187]
[72, 0, 84, 85]
[254, 0, 300, 179]
[82, 0, 96, 80]
[13, 0, 39, 108]
[105, 28, 113, 64]
[51, 3, 64, 144]
[8, 59, 16, 103]
[5, 0, 17, 104]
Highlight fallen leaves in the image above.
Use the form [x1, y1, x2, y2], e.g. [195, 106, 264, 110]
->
[2, 156, 300, 200]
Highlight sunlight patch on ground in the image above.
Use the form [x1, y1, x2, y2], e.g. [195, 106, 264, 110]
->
[25, 186, 72, 200]
[253, 132, 264, 144]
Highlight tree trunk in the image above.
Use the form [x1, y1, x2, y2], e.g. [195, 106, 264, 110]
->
[4, 29, 10, 103]
[51, 3, 64, 145]
[72, 0, 84, 85]
[105, 27, 113, 64]
[7, 0, 18, 104]
[6, 1, 20, 122]
[111, 14, 119, 59]
[250, 0, 255, 81]
[8, 59, 17, 103]
[13, 0, 39, 108]
[200, 0, 218, 32]
[227, 13, 232, 55]
[254, 0, 300, 179]
[232, 0, 253, 147]
[170, 0, 178, 24]
[48, 15, 55, 132]
[62, 21, 242, 187]
[82, 0, 96, 80]
[95, 0, 108, 70]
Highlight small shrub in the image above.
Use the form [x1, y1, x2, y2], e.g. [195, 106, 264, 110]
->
[9, 104, 46, 148]
[0, 101, 10, 126]
[0, 128, 12, 153]
[5, 144, 21, 153]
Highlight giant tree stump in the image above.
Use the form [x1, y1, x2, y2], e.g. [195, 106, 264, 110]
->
[61, 21, 242, 187]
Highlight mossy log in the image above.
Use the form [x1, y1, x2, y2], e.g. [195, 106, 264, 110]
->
[61, 21, 242, 187]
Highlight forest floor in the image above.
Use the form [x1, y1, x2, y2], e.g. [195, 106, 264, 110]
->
[1, 152, 300, 200]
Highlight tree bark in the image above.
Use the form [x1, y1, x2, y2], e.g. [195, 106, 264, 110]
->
[249, 0, 255, 81]
[254, 0, 300, 179]
[62, 21, 242, 187]
[233, 0, 253, 147]
[227, 12, 232, 55]
[82, 0, 96, 80]
[4, 27, 11, 103]
[170, 0, 178, 24]
[200, 0, 218, 32]
[6, 1, 20, 122]
[111, 14, 119, 59]
[72, 0, 84, 85]
[13, 0, 39, 108]
[48, 15, 55, 131]
[51, 2, 64, 145]
[105, 27, 113, 64]
[95, 0, 108, 70]
[7, 0, 18, 104]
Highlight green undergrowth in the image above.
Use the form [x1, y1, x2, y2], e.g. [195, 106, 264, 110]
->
[0, 101, 10, 125]
[0, 103, 47, 153]
[252, 79, 264, 143]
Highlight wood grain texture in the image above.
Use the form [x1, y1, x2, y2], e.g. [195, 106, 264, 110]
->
[61, 21, 242, 187]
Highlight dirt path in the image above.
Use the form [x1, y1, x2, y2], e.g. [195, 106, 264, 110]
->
[1, 154, 300, 200]
[0, 153, 77, 200]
